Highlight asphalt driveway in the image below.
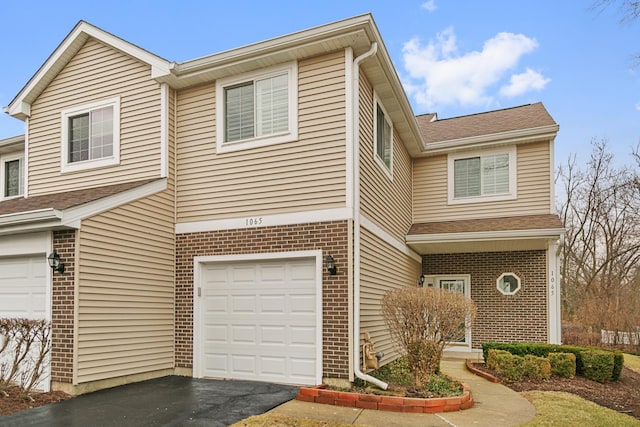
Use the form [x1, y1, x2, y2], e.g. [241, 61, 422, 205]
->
[0, 376, 299, 427]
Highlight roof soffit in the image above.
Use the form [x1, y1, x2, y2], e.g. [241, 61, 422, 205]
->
[5, 21, 171, 120]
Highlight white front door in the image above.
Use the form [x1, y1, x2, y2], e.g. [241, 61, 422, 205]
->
[431, 275, 471, 349]
[195, 254, 321, 385]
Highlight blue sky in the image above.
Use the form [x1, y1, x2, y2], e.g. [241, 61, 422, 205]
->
[1, 0, 639, 166]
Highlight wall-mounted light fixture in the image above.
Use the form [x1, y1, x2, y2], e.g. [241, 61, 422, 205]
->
[47, 250, 65, 274]
[325, 254, 337, 275]
[417, 274, 425, 287]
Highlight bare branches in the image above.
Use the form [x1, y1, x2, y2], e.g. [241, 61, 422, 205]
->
[381, 287, 476, 386]
[558, 140, 640, 344]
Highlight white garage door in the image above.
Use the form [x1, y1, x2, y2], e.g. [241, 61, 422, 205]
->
[0, 255, 47, 317]
[199, 257, 319, 385]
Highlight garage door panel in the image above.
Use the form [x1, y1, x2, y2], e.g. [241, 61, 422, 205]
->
[200, 257, 319, 385]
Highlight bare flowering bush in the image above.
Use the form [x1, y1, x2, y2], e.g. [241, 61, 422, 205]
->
[381, 286, 476, 386]
[0, 318, 51, 397]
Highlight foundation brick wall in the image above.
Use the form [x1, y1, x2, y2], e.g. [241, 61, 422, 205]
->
[422, 250, 548, 348]
[51, 230, 76, 383]
[175, 220, 350, 379]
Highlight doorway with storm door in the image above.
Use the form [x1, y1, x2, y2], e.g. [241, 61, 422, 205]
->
[422, 275, 472, 350]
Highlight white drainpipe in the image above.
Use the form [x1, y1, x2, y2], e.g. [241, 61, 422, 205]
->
[350, 41, 388, 390]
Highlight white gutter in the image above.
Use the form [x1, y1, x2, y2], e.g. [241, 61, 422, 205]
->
[350, 41, 387, 390]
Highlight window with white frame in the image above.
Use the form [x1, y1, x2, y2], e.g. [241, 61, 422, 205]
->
[497, 272, 521, 295]
[373, 97, 393, 176]
[448, 147, 516, 204]
[61, 97, 120, 172]
[216, 62, 298, 153]
[1, 155, 24, 198]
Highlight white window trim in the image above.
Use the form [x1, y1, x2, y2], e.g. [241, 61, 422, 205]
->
[0, 152, 24, 199]
[372, 93, 393, 180]
[447, 146, 517, 205]
[216, 62, 298, 154]
[497, 272, 522, 295]
[60, 97, 120, 173]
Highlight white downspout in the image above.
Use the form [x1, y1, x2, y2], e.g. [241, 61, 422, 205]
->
[350, 41, 387, 390]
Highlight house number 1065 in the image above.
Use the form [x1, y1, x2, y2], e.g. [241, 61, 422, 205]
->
[245, 217, 263, 226]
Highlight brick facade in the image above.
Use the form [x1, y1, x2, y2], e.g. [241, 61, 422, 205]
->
[51, 230, 76, 383]
[422, 250, 548, 347]
[175, 220, 350, 379]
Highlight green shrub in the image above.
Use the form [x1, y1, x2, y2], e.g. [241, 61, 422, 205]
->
[522, 355, 551, 380]
[482, 342, 622, 381]
[548, 352, 576, 378]
[491, 351, 525, 382]
[581, 350, 615, 383]
[486, 349, 511, 371]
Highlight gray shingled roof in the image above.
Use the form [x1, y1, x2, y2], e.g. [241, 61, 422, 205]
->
[0, 179, 159, 217]
[416, 102, 557, 144]
[408, 214, 563, 235]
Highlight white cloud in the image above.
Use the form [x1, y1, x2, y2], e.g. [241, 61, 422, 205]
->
[500, 68, 551, 97]
[421, 0, 437, 12]
[402, 27, 546, 110]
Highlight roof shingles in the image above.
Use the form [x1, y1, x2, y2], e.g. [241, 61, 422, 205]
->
[408, 214, 563, 235]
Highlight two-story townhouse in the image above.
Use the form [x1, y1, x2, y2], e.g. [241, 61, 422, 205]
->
[0, 14, 562, 395]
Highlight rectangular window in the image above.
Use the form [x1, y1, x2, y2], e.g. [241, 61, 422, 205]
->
[373, 96, 393, 177]
[449, 149, 515, 203]
[217, 63, 297, 153]
[68, 106, 114, 163]
[61, 97, 120, 173]
[3, 158, 23, 198]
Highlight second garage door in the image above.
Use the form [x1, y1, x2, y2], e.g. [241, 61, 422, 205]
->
[199, 257, 319, 385]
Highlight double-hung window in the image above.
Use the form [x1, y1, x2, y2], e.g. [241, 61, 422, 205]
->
[448, 147, 516, 204]
[216, 62, 297, 153]
[373, 96, 393, 177]
[61, 97, 120, 172]
[1, 155, 23, 198]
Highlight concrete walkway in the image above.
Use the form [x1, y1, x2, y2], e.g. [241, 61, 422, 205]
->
[270, 355, 536, 427]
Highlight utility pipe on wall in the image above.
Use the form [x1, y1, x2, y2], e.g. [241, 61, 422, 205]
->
[349, 41, 388, 390]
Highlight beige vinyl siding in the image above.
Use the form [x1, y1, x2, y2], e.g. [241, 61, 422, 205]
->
[358, 73, 413, 241]
[176, 51, 347, 222]
[413, 140, 552, 222]
[360, 227, 421, 366]
[28, 38, 162, 195]
[76, 189, 174, 384]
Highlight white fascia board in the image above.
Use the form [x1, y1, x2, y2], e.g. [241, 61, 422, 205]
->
[360, 215, 421, 262]
[6, 21, 170, 119]
[0, 208, 62, 226]
[406, 227, 566, 245]
[61, 178, 167, 228]
[421, 125, 560, 157]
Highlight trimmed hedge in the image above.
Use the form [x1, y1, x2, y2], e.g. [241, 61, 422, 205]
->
[522, 355, 551, 380]
[482, 342, 623, 381]
[581, 350, 615, 383]
[548, 352, 576, 378]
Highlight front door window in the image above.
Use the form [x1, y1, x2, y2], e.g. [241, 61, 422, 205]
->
[435, 276, 471, 347]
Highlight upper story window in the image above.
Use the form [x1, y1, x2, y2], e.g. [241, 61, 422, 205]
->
[448, 147, 517, 204]
[373, 95, 393, 178]
[1, 155, 23, 198]
[216, 62, 298, 153]
[61, 97, 120, 173]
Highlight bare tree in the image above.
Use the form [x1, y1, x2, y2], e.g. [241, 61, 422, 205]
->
[381, 286, 476, 386]
[558, 140, 640, 347]
[591, 0, 640, 61]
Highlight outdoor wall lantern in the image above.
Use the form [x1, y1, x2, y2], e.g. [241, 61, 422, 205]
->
[418, 274, 425, 287]
[47, 250, 65, 274]
[326, 254, 337, 275]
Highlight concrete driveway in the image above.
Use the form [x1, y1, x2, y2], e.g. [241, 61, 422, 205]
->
[0, 376, 299, 427]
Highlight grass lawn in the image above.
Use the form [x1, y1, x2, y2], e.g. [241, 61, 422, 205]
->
[625, 353, 640, 374]
[520, 391, 639, 427]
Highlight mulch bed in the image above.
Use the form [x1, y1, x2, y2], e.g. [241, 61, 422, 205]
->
[0, 386, 71, 416]
[472, 363, 640, 419]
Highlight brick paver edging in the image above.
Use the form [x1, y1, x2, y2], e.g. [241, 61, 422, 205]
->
[296, 383, 473, 413]
[464, 358, 500, 383]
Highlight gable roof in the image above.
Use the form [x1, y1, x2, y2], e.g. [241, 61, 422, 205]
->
[4, 21, 171, 120]
[0, 178, 165, 236]
[415, 103, 559, 156]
